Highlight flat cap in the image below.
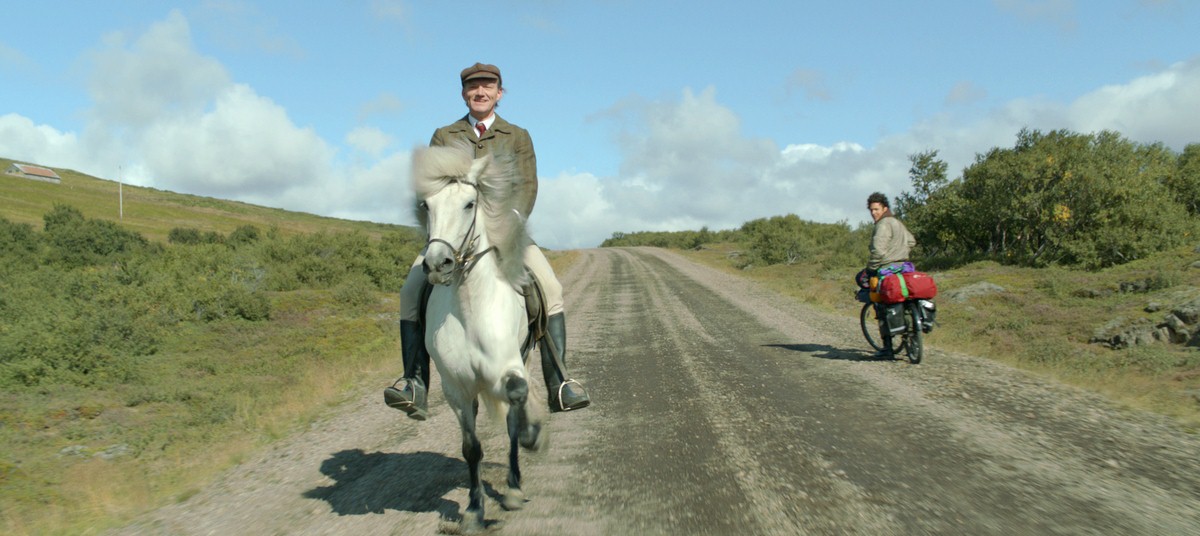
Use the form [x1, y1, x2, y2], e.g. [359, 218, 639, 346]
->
[460, 62, 501, 85]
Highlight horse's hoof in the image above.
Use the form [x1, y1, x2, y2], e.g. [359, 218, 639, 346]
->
[501, 488, 525, 511]
[460, 515, 486, 534]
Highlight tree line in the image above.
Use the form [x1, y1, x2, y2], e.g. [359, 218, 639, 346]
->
[897, 128, 1199, 269]
[603, 128, 1200, 271]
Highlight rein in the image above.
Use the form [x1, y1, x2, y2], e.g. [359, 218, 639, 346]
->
[425, 179, 498, 281]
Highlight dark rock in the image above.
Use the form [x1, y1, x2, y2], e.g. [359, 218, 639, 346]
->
[1093, 296, 1200, 349]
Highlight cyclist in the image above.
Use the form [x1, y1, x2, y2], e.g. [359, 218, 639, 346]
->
[865, 192, 915, 358]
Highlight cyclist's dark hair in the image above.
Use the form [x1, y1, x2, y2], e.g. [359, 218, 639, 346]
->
[867, 192, 889, 208]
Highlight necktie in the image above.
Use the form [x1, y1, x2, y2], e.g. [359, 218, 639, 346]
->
[476, 122, 487, 137]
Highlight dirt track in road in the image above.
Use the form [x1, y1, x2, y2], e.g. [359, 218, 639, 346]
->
[112, 247, 1200, 535]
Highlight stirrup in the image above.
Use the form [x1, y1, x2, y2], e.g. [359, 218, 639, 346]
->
[383, 379, 409, 407]
[384, 378, 427, 420]
[553, 379, 589, 412]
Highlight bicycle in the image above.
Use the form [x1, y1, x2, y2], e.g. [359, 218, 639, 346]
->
[858, 293, 936, 364]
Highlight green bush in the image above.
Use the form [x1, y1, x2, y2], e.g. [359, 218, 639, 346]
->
[0, 217, 40, 265]
[333, 273, 380, 307]
[601, 227, 740, 249]
[0, 206, 429, 388]
[902, 130, 1199, 269]
[228, 224, 261, 247]
[169, 227, 203, 244]
[1165, 143, 1200, 215]
[737, 215, 865, 269]
[42, 204, 151, 267]
[169, 227, 226, 245]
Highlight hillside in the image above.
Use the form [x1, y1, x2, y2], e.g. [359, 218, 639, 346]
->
[1, 157, 410, 241]
[1, 156, 431, 535]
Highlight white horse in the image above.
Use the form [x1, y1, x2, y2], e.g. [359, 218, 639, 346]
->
[413, 144, 546, 533]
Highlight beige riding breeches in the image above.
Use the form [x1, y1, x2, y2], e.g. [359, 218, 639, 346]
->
[399, 243, 564, 322]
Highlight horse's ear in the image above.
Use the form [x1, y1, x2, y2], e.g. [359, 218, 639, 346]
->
[467, 154, 491, 183]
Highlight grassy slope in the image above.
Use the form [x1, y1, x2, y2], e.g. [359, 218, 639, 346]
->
[1, 158, 405, 242]
[0, 160, 416, 535]
[677, 243, 1200, 429]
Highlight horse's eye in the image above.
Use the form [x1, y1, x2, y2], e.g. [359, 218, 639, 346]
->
[418, 201, 428, 210]
[465, 201, 475, 210]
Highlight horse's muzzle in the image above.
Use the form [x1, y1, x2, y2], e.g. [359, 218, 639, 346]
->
[423, 250, 456, 286]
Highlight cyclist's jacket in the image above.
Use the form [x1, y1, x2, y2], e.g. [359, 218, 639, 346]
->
[868, 214, 916, 270]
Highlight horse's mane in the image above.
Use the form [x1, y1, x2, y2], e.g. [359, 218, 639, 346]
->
[412, 144, 532, 285]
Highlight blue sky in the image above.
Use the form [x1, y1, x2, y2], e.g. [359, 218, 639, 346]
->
[2, 1, 1198, 249]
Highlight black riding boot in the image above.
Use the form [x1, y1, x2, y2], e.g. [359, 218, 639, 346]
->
[384, 320, 429, 420]
[540, 313, 590, 412]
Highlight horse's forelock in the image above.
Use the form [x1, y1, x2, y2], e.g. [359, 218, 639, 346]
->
[412, 145, 475, 199]
[411, 144, 531, 284]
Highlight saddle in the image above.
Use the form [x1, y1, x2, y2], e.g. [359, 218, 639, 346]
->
[419, 267, 550, 362]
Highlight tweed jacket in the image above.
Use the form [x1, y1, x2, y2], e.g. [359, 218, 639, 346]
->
[429, 114, 538, 218]
[868, 214, 916, 270]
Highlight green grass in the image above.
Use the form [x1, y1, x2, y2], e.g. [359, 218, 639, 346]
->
[1, 158, 422, 534]
[0, 290, 403, 535]
[679, 242, 1200, 430]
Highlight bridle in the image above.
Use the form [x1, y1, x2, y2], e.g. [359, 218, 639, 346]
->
[423, 179, 497, 281]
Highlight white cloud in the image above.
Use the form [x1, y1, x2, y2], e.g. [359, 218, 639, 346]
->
[1066, 57, 1200, 150]
[534, 88, 891, 248]
[0, 114, 81, 167]
[275, 151, 413, 225]
[137, 84, 331, 197]
[533, 56, 1200, 249]
[87, 11, 230, 128]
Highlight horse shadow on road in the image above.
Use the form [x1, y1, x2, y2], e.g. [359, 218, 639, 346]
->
[303, 448, 510, 521]
[764, 343, 890, 362]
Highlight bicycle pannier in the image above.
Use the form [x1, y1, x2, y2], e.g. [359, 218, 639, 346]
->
[884, 303, 906, 335]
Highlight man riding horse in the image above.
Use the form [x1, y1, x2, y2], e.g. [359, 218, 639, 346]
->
[385, 62, 591, 419]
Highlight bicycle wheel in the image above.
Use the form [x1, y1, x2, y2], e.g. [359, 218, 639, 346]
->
[860, 303, 884, 352]
[905, 302, 924, 364]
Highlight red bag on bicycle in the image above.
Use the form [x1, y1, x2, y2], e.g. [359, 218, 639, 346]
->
[878, 273, 907, 303]
[904, 272, 938, 300]
[879, 271, 937, 303]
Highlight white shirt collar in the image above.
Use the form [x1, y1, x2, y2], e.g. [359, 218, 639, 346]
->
[469, 115, 495, 134]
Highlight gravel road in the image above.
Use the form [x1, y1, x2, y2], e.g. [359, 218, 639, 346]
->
[112, 247, 1200, 535]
